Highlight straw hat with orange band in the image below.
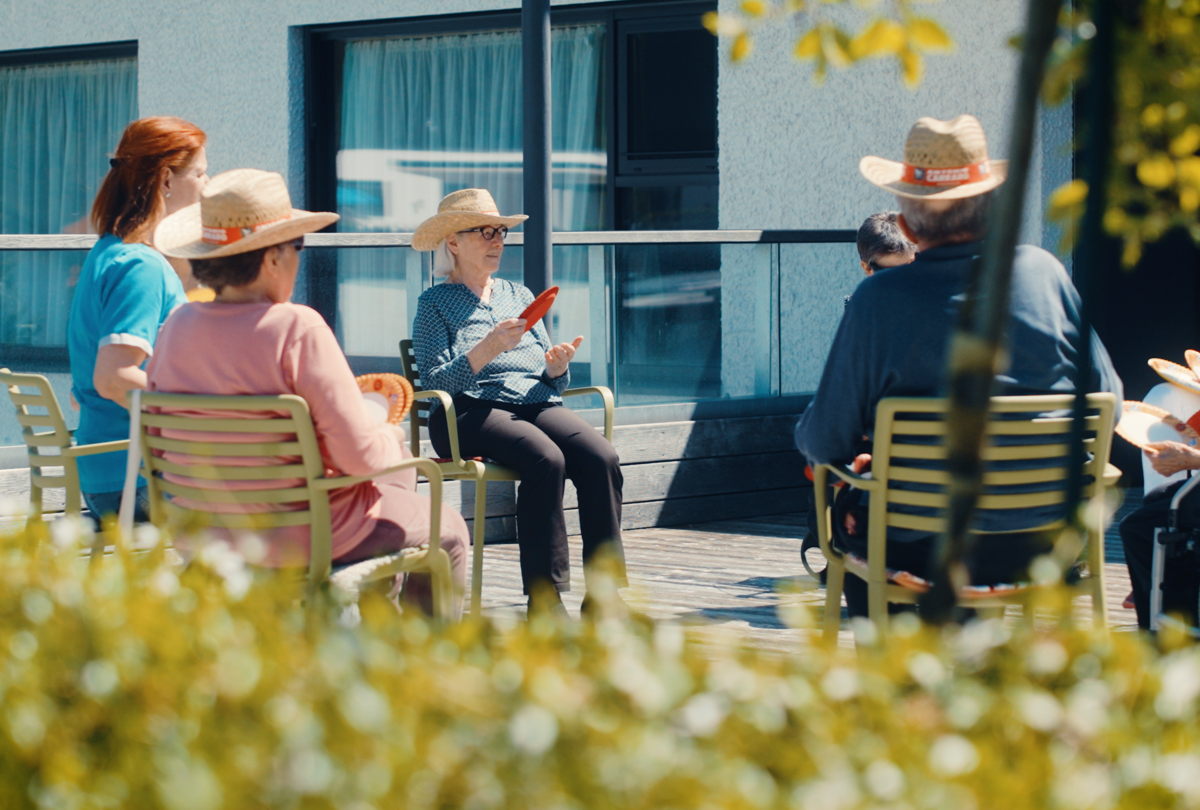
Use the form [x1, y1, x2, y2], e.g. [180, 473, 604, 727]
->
[859, 114, 1008, 200]
[154, 168, 338, 259]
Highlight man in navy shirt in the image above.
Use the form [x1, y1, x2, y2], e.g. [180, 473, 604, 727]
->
[795, 114, 1122, 617]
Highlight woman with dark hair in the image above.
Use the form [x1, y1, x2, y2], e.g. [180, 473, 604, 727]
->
[67, 116, 208, 521]
[147, 168, 469, 617]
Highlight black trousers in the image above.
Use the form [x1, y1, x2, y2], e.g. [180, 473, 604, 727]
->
[1119, 480, 1200, 629]
[429, 397, 626, 595]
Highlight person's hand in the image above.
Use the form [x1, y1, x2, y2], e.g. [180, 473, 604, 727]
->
[488, 318, 526, 353]
[1144, 441, 1200, 476]
[468, 318, 527, 373]
[546, 336, 584, 379]
[69, 391, 80, 411]
[385, 423, 407, 446]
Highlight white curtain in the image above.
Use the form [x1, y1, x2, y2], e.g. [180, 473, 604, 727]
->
[336, 25, 606, 356]
[0, 57, 137, 347]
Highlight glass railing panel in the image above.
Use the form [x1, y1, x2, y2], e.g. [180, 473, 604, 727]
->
[779, 242, 861, 395]
[334, 247, 422, 357]
[0, 250, 88, 348]
[611, 242, 773, 406]
[549, 244, 606, 393]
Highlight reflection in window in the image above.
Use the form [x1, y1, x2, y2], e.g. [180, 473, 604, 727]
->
[336, 25, 606, 356]
[0, 57, 137, 347]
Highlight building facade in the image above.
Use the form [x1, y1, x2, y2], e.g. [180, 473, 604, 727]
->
[0, 0, 1069, 457]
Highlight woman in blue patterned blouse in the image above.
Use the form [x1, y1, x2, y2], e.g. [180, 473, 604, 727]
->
[411, 189, 626, 619]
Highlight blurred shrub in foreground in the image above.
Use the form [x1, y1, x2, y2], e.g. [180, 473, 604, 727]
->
[0, 518, 1198, 810]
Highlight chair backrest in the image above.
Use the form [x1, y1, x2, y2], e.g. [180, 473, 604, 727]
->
[871, 393, 1117, 536]
[399, 337, 435, 436]
[1, 368, 74, 485]
[135, 392, 335, 580]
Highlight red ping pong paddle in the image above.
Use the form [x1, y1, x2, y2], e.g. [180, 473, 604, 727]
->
[518, 285, 558, 333]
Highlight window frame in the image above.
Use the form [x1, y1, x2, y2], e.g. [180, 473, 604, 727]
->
[0, 41, 138, 372]
[302, 0, 716, 345]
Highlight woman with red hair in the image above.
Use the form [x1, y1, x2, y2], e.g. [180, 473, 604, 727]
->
[67, 116, 208, 522]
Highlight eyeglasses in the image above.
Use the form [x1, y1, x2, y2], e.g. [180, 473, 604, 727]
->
[458, 226, 508, 242]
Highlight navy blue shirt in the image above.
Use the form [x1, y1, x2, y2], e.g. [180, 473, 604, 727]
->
[795, 241, 1123, 537]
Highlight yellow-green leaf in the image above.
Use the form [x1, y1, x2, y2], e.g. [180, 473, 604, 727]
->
[1121, 236, 1142, 268]
[1177, 156, 1200, 186]
[1103, 207, 1128, 234]
[900, 49, 923, 88]
[795, 29, 822, 60]
[1048, 179, 1088, 211]
[1181, 187, 1199, 213]
[1141, 103, 1166, 128]
[825, 27, 853, 67]
[1170, 124, 1200, 158]
[732, 32, 754, 62]
[741, 0, 768, 17]
[1137, 154, 1177, 188]
[850, 19, 907, 59]
[908, 18, 953, 51]
[702, 12, 746, 37]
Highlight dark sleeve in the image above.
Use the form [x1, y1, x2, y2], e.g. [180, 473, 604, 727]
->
[794, 291, 878, 466]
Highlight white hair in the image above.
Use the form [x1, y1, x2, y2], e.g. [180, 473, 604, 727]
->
[432, 238, 456, 278]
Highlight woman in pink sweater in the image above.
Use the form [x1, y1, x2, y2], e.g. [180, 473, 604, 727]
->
[148, 169, 468, 617]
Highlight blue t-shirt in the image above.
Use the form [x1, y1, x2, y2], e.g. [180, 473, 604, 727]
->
[67, 234, 187, 493]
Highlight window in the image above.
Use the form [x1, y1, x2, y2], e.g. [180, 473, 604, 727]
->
[305, 2, 718, 382]
[0, 42, 137, 366]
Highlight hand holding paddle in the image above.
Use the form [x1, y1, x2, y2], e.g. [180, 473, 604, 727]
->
[1144, 440, 1200, 476]
[467, 318, 526, 372]
[546, 336, 583, 379]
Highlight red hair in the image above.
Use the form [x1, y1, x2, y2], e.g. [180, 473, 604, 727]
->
[91, 116, 206, 244]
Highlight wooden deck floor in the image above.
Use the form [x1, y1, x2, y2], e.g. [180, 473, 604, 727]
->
[2, 489, 1145, 650]
[473, 490, 1143, 650]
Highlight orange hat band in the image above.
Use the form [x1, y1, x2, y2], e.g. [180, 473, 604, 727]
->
[901, 160, 991, 187]
[201, 215, 292, 246]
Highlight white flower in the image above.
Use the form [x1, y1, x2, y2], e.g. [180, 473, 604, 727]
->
[509, 704, 558, 755]
[929, 735, 979, 776]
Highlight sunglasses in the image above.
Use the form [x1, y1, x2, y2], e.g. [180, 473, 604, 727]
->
[287, 238, 305, 252]
[458, 226, 508, 241]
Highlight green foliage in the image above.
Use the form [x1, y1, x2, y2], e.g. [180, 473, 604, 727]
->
[1, 519, 1199, 809]
[1043, 1, 1200, 266]
[703, 0, 951, 86]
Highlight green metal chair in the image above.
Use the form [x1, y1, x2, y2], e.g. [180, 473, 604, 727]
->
[399, 339, 615, 617]
[131, 391, 455, 617]
[813, 393, 1119, 643]
[1, 368, 128, 555]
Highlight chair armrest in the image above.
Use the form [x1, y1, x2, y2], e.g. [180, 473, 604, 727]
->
[314, 458, 445, 553]
[812, 463, 881, 560]
[411, 389, 466, 465]
[563, 385, 614, 442]
[62, 439, 130, 458]
[824, 463, 881, 491]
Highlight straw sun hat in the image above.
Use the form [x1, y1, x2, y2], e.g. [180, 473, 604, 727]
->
[155, 168, 339, 259]
[860, 114, 1008, 200]
[411, 188, 528, 251]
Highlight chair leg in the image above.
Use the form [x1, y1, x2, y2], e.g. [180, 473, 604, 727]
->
[1092, 576, 1109, 632]
[28, 482, 43, 522]
[470, 476, 487, 619]
[868, 579, 889, 637]
[428, 548, 455, 622]
[822, 560, 845, 645]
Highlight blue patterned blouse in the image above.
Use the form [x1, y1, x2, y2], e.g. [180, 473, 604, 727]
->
[412, 279, 570, 413]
